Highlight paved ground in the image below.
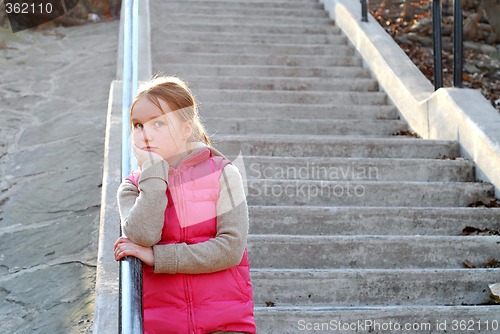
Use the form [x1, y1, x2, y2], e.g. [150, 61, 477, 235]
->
[0, 20, 118, 333]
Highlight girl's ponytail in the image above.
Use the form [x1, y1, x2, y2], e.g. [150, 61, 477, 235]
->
[202, 131, 211, 146]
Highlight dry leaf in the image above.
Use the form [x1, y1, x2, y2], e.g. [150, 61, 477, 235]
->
[265, 301, 275, 307]
[463, 259, 476, 268]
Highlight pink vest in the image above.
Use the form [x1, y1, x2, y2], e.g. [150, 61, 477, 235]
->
[127, 148, 256, 334]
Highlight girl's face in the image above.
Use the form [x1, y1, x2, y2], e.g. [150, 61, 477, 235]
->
[131, 96, 191, 166]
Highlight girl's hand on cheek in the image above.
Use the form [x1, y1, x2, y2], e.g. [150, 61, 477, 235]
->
[132, 144, 164, 170]
[114, 237, 155, 266]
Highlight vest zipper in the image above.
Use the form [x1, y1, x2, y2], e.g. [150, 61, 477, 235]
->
[174, 168, 196, 332]
[186, 275, 196, 333]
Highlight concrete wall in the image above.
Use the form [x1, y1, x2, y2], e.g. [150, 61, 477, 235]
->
[93, 80, 122, 334]
[320, 0, 500, 197]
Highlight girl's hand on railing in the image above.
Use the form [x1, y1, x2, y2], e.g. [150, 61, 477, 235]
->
[114, 236, 154, 266]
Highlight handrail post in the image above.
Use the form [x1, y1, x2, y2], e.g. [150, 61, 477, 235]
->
[119, 257, 143, 334]
[120, 0, 143, 333]
[432, 0, 443, 90]
[453, 0, 463, 87]
[360, 0, 368, 22]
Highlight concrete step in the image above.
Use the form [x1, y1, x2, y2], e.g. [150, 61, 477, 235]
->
[254, 306, 500, 333]
[213, 135, 459, 159]
[245, 179, 494, 207]
[188, 76, 376, 91]
[159, 53, 360, 68]
[240, 156, 475, 182]
[196, 89, 385, 105]
[248, 206, 500, 236]
[152, 13, 333, 26]
[205, 118, 405, 136]
[162, 0, 325, 11]
[201, 103, 398, 120]
[163, 41, 354, 57]
[158, 30, 344, 45]
[162, 64, 371, 79]
[251, 269, 499, 307]
[159, 5, 328, 18]
[158, 22, 341, 35]
[246, 235, 500, 269]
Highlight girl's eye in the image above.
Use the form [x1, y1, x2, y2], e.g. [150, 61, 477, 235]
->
[154, 121, 164, 127]
[133, 123, 143, 130]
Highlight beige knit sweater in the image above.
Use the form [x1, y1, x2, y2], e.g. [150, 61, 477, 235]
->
[117, 144, 249, 275]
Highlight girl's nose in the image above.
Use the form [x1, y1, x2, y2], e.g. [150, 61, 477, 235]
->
[141, 126, 153, 143]
[133, 128, 152, 147]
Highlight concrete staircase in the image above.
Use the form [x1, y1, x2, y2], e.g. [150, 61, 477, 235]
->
[150, 0, 500, 332]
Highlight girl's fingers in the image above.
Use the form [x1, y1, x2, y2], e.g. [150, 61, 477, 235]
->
[114, 242, 153, 266]
[114, 244, 121, 259]
[114, 241, 137, 261]
[114, 242, 125, 260]
[132, 144, 148, 167]
[115, 246, 128, 261]
[113, 237, 123, 248]
[113, 236, 129, 249]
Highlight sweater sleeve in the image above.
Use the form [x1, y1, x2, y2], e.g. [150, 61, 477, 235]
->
[152, 164, 249, 274]
[117, 160, 169, 247]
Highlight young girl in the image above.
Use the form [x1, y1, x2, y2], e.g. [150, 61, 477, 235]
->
[113, 76, 256, 334]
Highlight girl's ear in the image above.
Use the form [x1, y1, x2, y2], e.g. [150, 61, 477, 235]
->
[183, 120, 193, 141]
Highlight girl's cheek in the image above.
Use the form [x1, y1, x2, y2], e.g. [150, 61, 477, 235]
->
[132, 131, 143, 145]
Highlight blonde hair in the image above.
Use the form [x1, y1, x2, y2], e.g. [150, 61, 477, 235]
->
[130, 75, 210, 146]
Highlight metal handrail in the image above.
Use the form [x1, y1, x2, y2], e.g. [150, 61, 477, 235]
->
[363, 0, 464, 90]
[453, 0, 463, 87]
[120, 0, 143, 333]
[432, 0, 444, 89]
[361, 0, 368, 22]
[432, 0, 464, 89]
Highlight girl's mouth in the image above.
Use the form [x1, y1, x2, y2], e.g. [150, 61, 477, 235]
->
[143, 146, 157, 151]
